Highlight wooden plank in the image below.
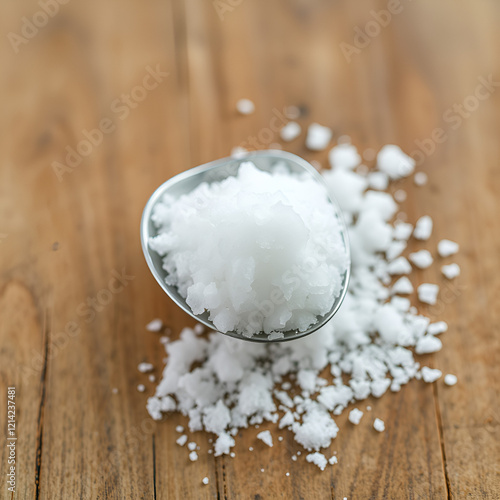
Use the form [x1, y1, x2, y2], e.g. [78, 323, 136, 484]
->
[0, 0, 499, 498]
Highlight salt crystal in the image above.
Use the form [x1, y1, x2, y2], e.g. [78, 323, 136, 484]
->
[417, 284, 439, 305]
[291, 455, 297, 461]
[393, 221, 413, 241]
[112, 388, 118, 394]
[427, 321, 448, 335]
[421, 367, 442, 383]
[202, 477, 209, 485]
[138, 362, 154, 373]
[306, 123, 332, 151]
[329, 455, 338, 465]
[146, 319, 163, 332]
[194, 324, 205, 334]
[409, 250, 433, 269]
[444, 374, 458, 386]
[387, 257, 412, 275]
[187, 442, 197, 451]
[348, 408, 364, 425]
[306, 452, 328, 471]
[236, 98, 255, 115]
[149, 374, 156, 382]
[280, 122, 302, 142]
[438, 239, 459, 257]
[442, 263, 460, 279]
[328, 143, 361, 169]
[368, 171, 389, 190]
[286, 472, 290, 476]
[137, 384, 146, 393]
[373, 418, 385, 432]
[176, 435, 188, 446]
[413, 216, 433, 240]
[189, 451, 198, 461]
[257, 430, 273, 447]
[377, 145, 415, 179]
[415, 335, 442, 354]
[391, 277, 414, 295]
[176, 425, 184, 433]
[414, 172, 428, 186]
[394, 189, 407, 202]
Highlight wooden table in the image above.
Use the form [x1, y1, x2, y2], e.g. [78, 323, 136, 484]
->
[1, 0, 499, 498]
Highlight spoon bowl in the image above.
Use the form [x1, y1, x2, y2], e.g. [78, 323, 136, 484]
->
[140, 150, 350, 342]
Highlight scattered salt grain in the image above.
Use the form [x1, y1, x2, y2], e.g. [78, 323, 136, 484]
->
[421, 367, 442, 383]
[417, 283, 439, 305]
[409, 250, 433, 269]
[377, 145, 415, 179]
[112, 388, 118, 394]
[427, 321, 448, 335]
[394, 189, 407, 202]
[414, 172, 428, 186]
[257, 430, 273, 447]
[329, 455, 338, 465]
[373, 418, 385, 432]
[415, 335, 442, 354]
[306, 123, 332, 151]
[348, 408, 364, 425]
[280, 122, 302, 142]
[249, 447, 253, 451]
[278, 436, 284, 442]
[176, 435, 188, 446]
[306, 452, 328, 471]
[149, 374, 156, 382]
[391, 277, 414, 295]
[444, 374, 458, 386]
[189, 451, 198, 462]
[413, 216, 433, 241]
[393, 221, 413, 241]
[137, 384, 146, 393]
[230, 452, 235, 458]
[387, 257, 412, 275]
[202, 477, 209, 485]
[368, 171, 389, 191]
[176, 425, 184, 433]
[291, 455, 297, 461]
[442, 263, 460, 279]
[236, 98, 255, 115]
[187, 442, 197, 451]
[146, 319, 163, 332]
[328, 143, 361, 169]
[438, 239, 459, 257]
[194, 324, 205, 334]
[138, 362, 154, 373]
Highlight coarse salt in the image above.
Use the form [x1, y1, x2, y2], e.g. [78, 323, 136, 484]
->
[438, 239, 459, 257]
[413, 216, 433, 241]
[149, 162, 348, 338]
[414, 172, 428, 186]
[417, 284, 439, 305]
[444, 374, 458, 386]
[146, 319, 163, 332]
[409, 250, 433, 269]
[373, 418, 385, 432]
[280, 122, 302, 142]
[348, 408, 364, 425]
[257, 430, 273, 447]
[144, 141, 456, 471]
[202, 477, 209, 485]
[138, 362, 154, 373]
[441, 263, 460, 279]
[306, 123, 332, 151]
[236, 99, 255, 115]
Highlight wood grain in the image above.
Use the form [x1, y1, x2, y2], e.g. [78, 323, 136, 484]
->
[0, 0, 499, 498]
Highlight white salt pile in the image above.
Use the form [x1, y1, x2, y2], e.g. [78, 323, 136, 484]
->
[145, 140, 460, 471]
[149, 162, 349, 338]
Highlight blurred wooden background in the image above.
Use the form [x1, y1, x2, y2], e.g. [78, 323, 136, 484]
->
[1, 0, 499, 498]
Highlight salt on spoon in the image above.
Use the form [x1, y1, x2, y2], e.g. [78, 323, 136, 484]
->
[141, 151, 351, 343]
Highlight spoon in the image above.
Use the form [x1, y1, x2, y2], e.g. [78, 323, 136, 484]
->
[140, 150, 351, 342]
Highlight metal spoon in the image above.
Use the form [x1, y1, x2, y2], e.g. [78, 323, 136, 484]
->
[140, 150, 351, 343]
